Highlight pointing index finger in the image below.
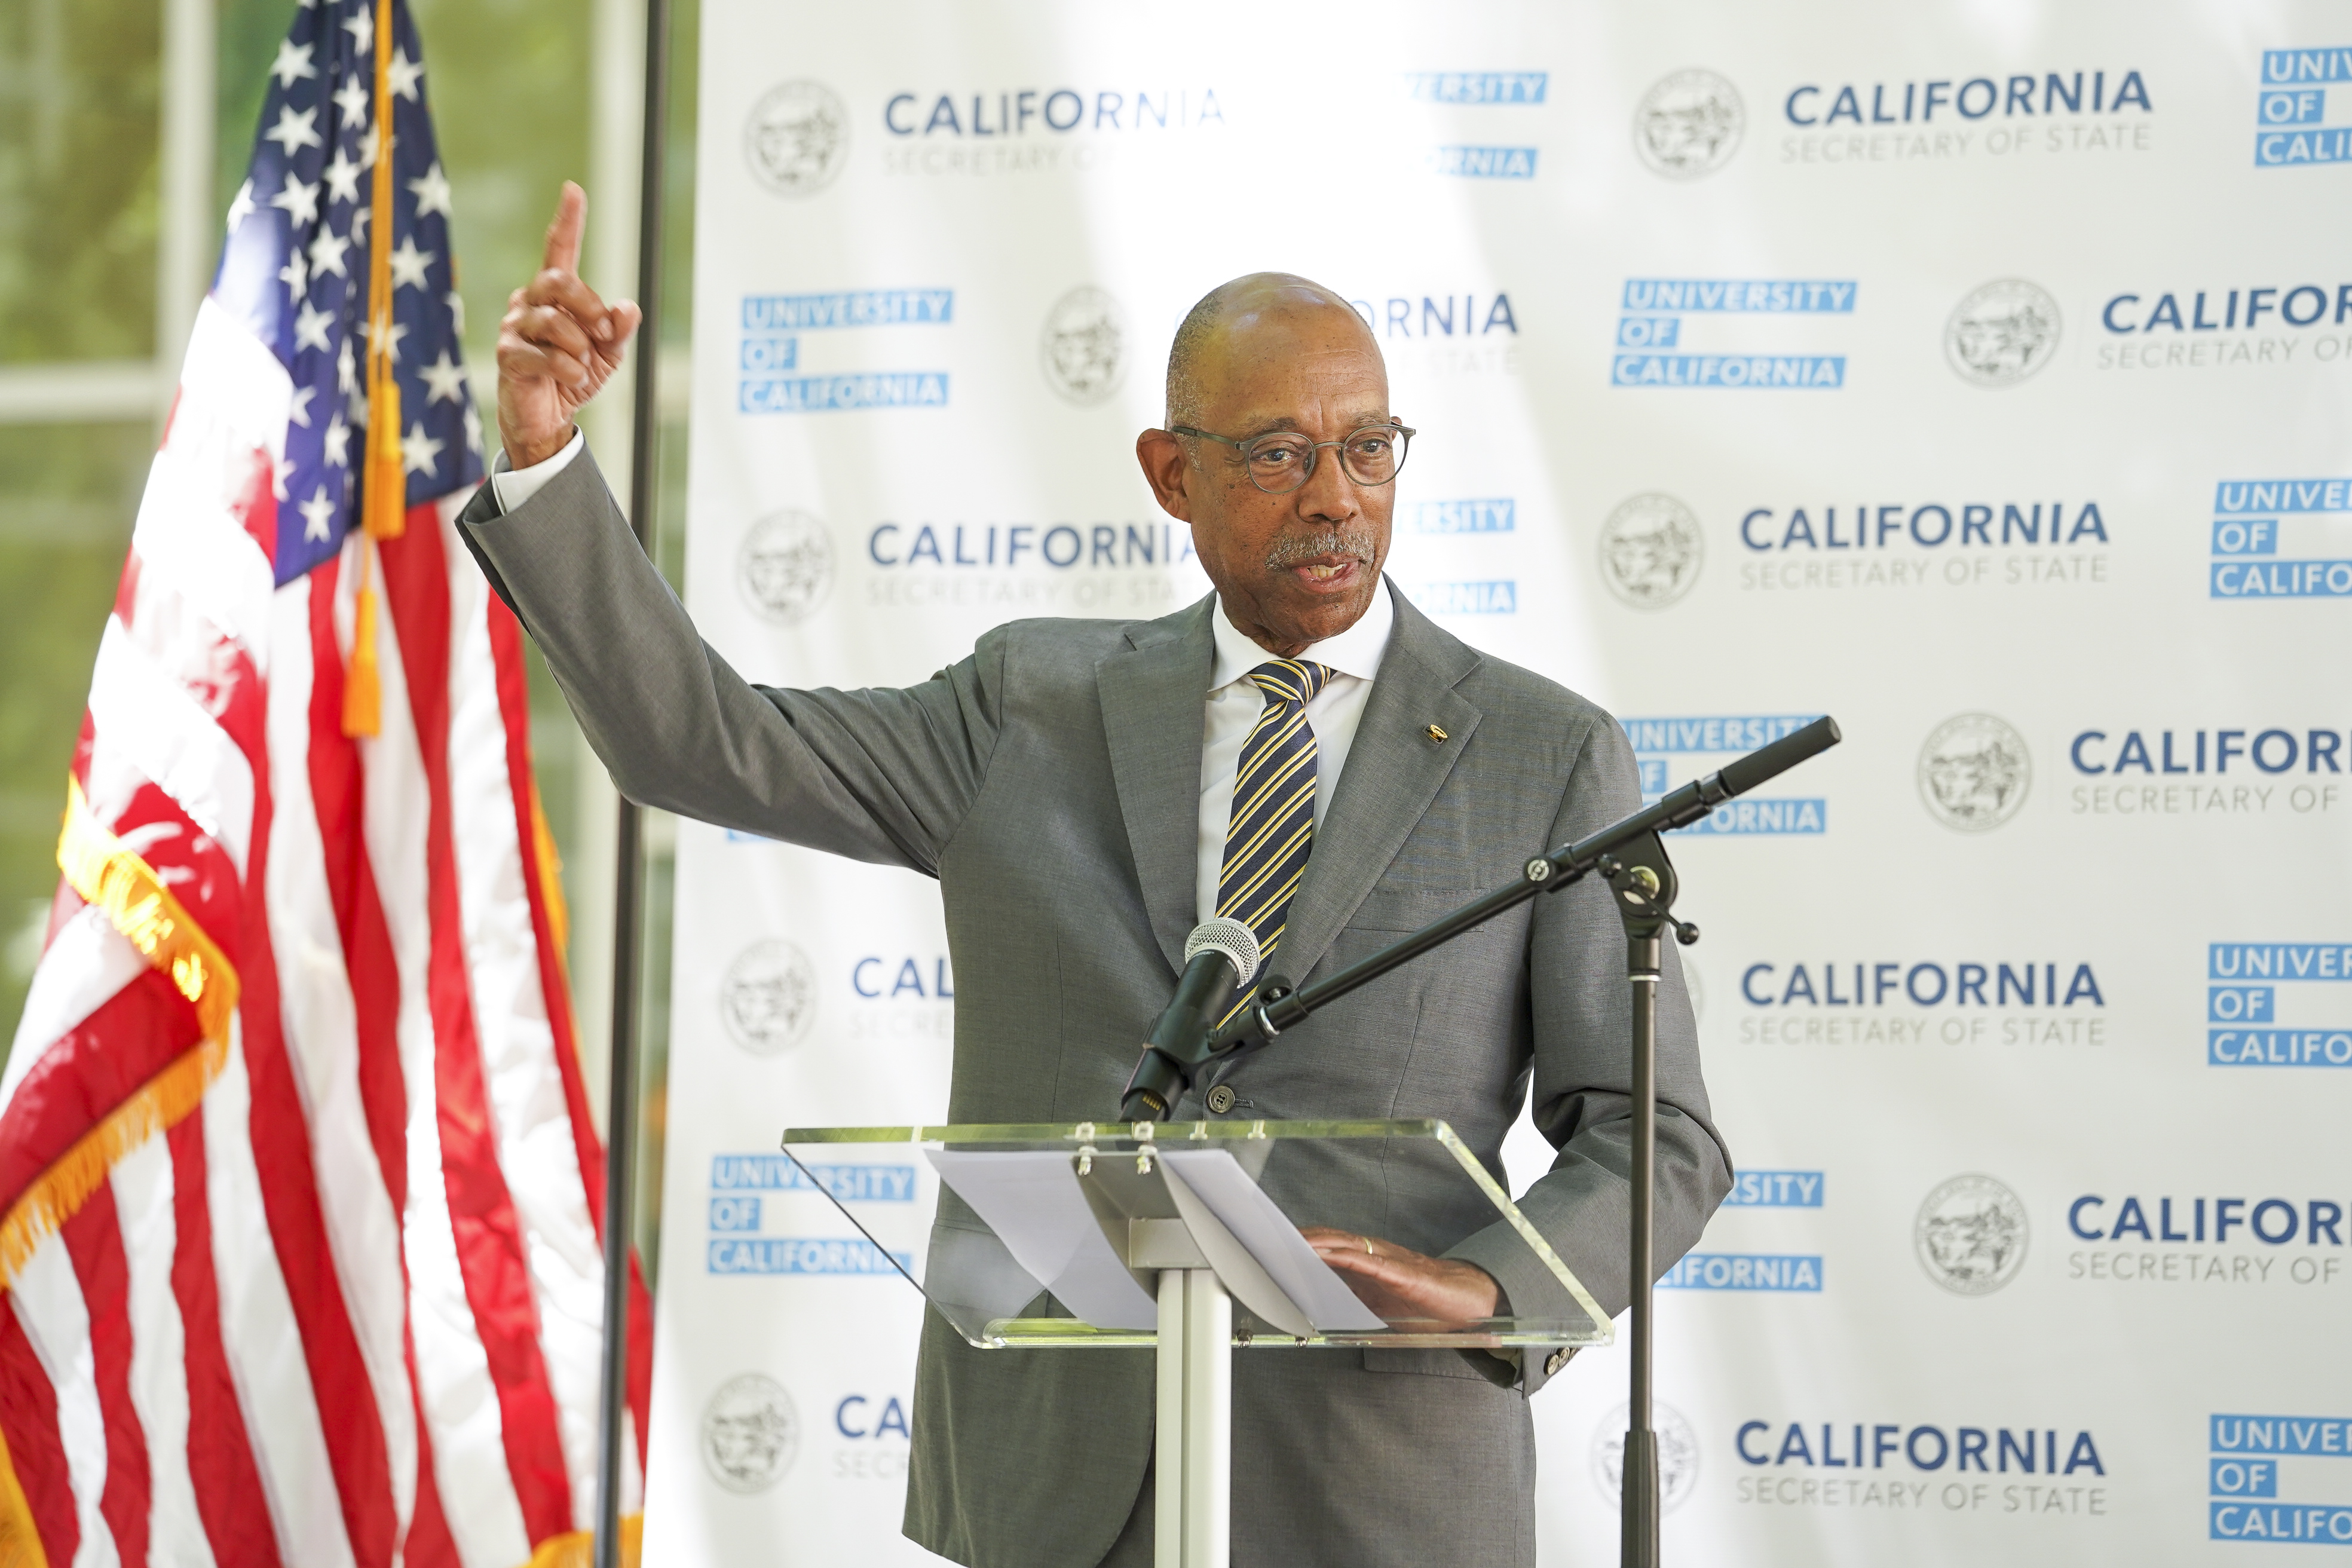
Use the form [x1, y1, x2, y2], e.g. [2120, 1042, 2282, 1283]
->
[541, 180, 586, 275]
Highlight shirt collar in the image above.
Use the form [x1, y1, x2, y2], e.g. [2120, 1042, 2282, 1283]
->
[1208, 577, 1394, 693]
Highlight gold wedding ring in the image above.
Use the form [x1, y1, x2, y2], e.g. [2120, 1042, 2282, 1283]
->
[1364, 1236, 1376, 1257]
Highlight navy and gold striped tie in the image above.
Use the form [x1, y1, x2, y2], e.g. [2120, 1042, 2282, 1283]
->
[1215, 659, 1332, 1023]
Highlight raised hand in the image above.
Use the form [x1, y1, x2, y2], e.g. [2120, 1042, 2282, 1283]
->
[494, 180, 644, 469]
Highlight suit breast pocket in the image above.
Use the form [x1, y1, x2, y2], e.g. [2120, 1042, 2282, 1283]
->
[1348, 887, 1490, 935]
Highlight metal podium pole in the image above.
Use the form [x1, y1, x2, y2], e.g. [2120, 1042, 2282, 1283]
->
[1155, 1271, 1184, 1560]
[1183, 1270, 1232, 1566]
[1156, 1269, 1232, 1568]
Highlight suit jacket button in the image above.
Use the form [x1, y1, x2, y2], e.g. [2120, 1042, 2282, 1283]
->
[1544, 1349, 1570, 1376]
[1205, 1085, 1236, 1114]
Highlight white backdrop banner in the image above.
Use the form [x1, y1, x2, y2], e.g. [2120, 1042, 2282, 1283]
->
[644, 1, 2352, 1561]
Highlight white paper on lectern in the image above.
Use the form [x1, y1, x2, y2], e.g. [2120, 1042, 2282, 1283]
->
[1159, 1150, 1388, 1331]
[923, 1149, 1159, 1329]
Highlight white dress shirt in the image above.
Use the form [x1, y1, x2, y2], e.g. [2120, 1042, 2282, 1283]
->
[488, 427, 584, 512]
[494, 433, 1396, 932]
[1195, 581, 1394, 926]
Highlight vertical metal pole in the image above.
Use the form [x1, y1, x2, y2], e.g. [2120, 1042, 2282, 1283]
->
[1621, 932, 1662, 1568]
[568, 0, 650, 1140]
[1181, 1270, 1230, 1568]
[155, 0, 214, 412]
[1155, 1270, 1187, 1567]
[591, 0, 670, 1563]
[590, 797, 645, 1568]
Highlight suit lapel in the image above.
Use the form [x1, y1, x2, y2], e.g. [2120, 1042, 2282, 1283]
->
[1275, 586, 1483, 985]
[1097, 598, 1217, 975]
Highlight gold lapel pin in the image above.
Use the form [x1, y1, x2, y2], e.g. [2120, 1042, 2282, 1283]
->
[1426, 723, 1448, 743]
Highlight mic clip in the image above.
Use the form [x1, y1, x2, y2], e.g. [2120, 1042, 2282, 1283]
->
[1208, 972, 1293, 1061]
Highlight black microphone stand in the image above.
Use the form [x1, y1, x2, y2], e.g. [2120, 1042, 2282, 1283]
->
[1181, 714, 1842, 1568]
[1603, 828, 1687, 1568]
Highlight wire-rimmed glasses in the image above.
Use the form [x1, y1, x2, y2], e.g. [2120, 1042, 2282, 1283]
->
[1170, 420, 1416, 495]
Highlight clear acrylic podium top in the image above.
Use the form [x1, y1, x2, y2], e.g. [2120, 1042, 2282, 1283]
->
[779, 1117, 1611, 1352]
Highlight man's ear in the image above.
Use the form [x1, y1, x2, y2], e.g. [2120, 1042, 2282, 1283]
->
[1135, 429, 1195, 522]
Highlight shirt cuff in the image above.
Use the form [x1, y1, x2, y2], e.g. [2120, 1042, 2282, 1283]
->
[488, 428, 585, 515]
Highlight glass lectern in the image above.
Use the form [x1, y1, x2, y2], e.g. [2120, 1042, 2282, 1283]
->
[782, 1117, 1610, 1568]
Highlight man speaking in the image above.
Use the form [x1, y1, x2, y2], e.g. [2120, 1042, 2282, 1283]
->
[464, 184, 1729, 1567]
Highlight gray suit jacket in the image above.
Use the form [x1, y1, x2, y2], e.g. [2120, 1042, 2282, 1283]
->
[457, 446, 1730, 1568]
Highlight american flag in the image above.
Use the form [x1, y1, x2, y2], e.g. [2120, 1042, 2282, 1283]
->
[0, 0, 651, 1563]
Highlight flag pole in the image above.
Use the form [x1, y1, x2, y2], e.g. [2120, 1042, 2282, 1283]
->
[593, 0, 671, 1561]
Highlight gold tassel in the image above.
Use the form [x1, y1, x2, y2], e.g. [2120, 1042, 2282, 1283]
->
[364, 368, 406, 546]
[345, 0, 405, 739]
[342, 538, 383, 738]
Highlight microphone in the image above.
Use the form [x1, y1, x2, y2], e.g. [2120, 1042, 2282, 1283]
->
[1120, 918, 1261, 1122]
[1713, 714, 1842, 798]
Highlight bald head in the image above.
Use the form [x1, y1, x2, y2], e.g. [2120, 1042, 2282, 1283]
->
[1138, 271, 1398, 657]
[1165, 272, 1377, 428]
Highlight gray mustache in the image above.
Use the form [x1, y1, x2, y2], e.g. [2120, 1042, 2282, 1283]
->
[1263, 525, 1377, 572]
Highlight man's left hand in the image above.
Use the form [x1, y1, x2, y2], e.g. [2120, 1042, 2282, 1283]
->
[1300, 1227, 1500, 1326]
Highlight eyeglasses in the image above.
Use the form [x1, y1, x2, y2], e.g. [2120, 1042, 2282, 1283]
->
[1169, 420, 1416, 495]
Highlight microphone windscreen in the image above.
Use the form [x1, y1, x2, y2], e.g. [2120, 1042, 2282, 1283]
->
[1184, 916, 1261, 984]
[1717, 715, 1842, 798]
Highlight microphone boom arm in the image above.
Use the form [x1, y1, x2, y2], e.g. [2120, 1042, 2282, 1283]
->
[1204, 715, 1842, 1062]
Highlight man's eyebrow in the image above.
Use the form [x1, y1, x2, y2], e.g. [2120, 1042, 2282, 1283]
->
[1232, 417, 1302, 439]
[1227, 411, 1395, 441]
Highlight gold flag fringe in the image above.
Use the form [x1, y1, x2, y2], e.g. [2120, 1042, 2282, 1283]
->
[54, 776, 237, 1043]
[528, 781, 569, 964]
[0, 779, 241, 1294]
[0, 1422, 50, 1568]
[523, 1515, 641, 1568]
